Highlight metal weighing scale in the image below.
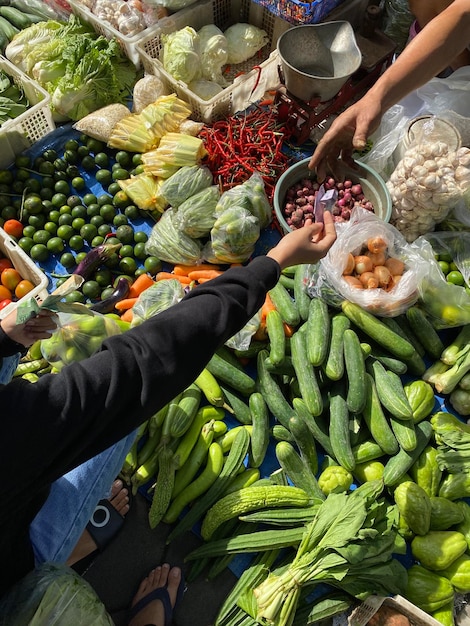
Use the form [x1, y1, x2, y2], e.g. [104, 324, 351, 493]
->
[274, 7, 397, 145]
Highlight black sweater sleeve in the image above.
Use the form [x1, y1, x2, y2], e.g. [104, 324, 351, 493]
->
[0, 256, 280, 513]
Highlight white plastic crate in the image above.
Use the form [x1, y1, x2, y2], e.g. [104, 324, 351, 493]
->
[0, 228, 49, 320]
[347, 595, 444, 626]
[136, 0, 293, 123]
[0, 56, 55, 171]
[67, 0, 181, 67]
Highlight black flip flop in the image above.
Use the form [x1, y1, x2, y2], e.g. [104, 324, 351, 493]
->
[86, 498, 125, 551]
[128, 570, 186, 626]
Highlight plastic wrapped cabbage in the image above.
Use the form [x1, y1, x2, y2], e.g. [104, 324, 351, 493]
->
[160, 164, 213, 207]
[224, 23, 269, 64]
[188, 79, 224, 100]
[198, 24, 228, 86]
[215, 172, 272, 228]
[0, 563, 113, 626]
[203, 206, 260, 263]
[175, 185, 220, 238]
[145, 208, 202, 265]
[131, 279, 185, 327]
[162, 26, 201, 83]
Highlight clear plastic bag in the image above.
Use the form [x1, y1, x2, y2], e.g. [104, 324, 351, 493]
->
[130, 279, 185, 327]
[175, 185, 220, 238]
[308, 206, 432, 316]
[40, 306, 121, 370]
[203, 207, 260, 264]
[145, 208, 203, 265]
[215, 172, 272, 229]
[0, 562, 113, 626]
[225, 310, 261, 351]
[416, 231, 470, 328]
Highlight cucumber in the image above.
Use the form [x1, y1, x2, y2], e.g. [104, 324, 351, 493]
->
[328, 382, 355, 472]
[389, 415, 417, 452]
[275, 441, 325, 501]
[266, 308, 286, 366]
[290, 328, 323, 416]
[268, 281, 300, 327]
[256, 349, 294, 429]
[0, 5, 32, 28]
[323, 312, 350, 381]
[248, 392, 270, 468]
[288, 413, 318, 475]
[368, 345, 408, 375]
[368, 359, 414, 421]
[352, 440, 384, 464]
[362, 373, 399, 456]
[341, 300, 415, 360]
[293, 397, 336, 459]
[343, 328, 367, 414]
[293, 264, 311, 322]
[406, 305, 444, 360]
[219, 384, 252, 425]
[380, 316, 427, 376]
[382, 420, 434, 487]
[306, 297, 330, 367]
[0, 15, 17, 42]
[206, 352, 256, 397]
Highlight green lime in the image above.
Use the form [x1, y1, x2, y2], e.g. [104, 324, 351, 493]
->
[71, 205, 87, 219]
[24, 195, 44, 215]
[83, 193, 98, 207]
[22, 225, 36, 238]
[113, 190, 131, 209]
[69, 234, 84, 251]
[124, 205, 140, 220]
[52, 193, 68, 208]
[94, 152, 109, 168]
[98, 224, 112, 237]
[33, 229, 52, 245]
[57, 224, 74, 241]
[91, 235, 105, 248]
[66, 165, 81, 179]
[133, 242, 147, 260]
[81, 155, 96, 171]
[59, 204, 72, 215]
[112, 168, 129, 181]
[18, 236, 34, 253]
[64, 290, 85, 303]
[132, 153, 143, 166]
[447, 270, 465, 286]
[54, 180, 70, 195]
[100, 286, 115, 300]
[47, 236, 65, 254]
[115, 151, 132, 167]
[64, 149, 79, 164]
[15, 155, 31, 168]
[95, 169, 112, 187]
[87, 138, 106, 154]
[97, 194, 113, 207]
[77, 145, 89, 158]
[104, 252, 120, 269]
[30, 243, 49, 262]
[40, 188, 54, 202]
[115, 224, 134, 244]
[25, 178, 42, 194]
[72, 176, 86, 191]
[438, 261, 450, 275]
[80, 223, 98, 243]
[54, 171, 68, 182]
[28, 214, 46, 229]
[144, 256, 162, 275]
[1, 206, 17, 220]
[0, 170, 13, 185]
[72, 217, 86, 231]
[86, 204, 101, 218]
[120, 244, 134, 258]
[105, 236, 121, 247]
[58, 213, 73, 227]
[113, 214, 128, 227]
[16, 168, 30, 182]
[90, 215, 104, 228]
[42, 176, 55, 190]
[450, 261, 459, 272]
[134, 267, 148, 277]
[107, 182, 121, 196]
[67, 194, 82, 209]
[11, 180, 24, 194]
[82, 280, 101, 299]
[65, 139, 80, 152]
[134, 230, 148, 243]
[75, 251, 87, 265]
[60, 252, 76, 269]
[43, 149, 58, 162]
[100, 204, 117, 222]
[54, 158, 67, 172]
[48, 210, 61, 223]
[94, 268, 112, 288]
[38, 161, 55, 176]
[131, 164, 145, 176]
[44, 221, 58, 235]
[438, 252, 453, 263]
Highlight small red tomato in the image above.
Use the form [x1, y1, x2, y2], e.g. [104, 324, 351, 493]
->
[3, 219, 23, 239]
[0, 298, 12, 310]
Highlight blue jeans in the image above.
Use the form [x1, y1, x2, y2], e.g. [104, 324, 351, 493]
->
[1, 354, 136, 564]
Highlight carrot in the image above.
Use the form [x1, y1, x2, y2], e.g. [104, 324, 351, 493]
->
[155, 272, 191, 285]
[128, 273, 155, 298]
[260, 293, 276, 322]
[173, 263, 222, 276]
[283, 323, 296, 338]
[120, 308, 134, 323]
[187, 269, 224, 281]
[114, 297, 139, 311]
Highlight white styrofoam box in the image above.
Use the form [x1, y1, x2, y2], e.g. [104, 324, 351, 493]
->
[0, 228, 49, 320]
[67, 0, 184, 67]
[0, 56, 55, 170]
[136, 0, 293, 123]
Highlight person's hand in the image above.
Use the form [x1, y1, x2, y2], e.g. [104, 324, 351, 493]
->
[267, 211, 337, 270]
[308, 96, 383, 181]
[1, 308, 58, 347]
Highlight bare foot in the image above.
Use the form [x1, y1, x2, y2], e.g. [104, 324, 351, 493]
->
[129, 563, 182, 626]
[66, 479, 130, 566]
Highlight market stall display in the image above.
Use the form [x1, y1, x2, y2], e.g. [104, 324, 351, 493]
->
[2, 1, 470, 624]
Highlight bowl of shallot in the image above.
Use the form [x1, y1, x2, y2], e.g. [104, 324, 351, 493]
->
[273, 157, 392, 233]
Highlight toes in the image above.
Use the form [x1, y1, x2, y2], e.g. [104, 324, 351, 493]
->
[166, 567, 182, 607]
[110, 479, 123, 498]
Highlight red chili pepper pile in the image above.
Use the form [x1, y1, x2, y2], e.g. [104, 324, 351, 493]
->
[199, 105, 295, 202]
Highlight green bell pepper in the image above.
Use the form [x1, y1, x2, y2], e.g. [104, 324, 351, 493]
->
[411, 530, 468, 571]
[406, 564, 454, 614]
[409, 445, 442, 497]
[394, 480, 431, 536]
[404, 380, 436, 423]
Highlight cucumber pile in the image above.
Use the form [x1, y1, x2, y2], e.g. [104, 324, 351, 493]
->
[0, 6, 44, 51]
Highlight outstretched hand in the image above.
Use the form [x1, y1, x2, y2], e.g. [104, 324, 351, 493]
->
[267, 211, 337, 270]
[1, 308, 58, 347]
[308, 96, 383, 181]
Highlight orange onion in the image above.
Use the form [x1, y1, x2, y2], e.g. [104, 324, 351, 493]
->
[343, 275, 363, 289]
[354, 255, 373, 275]
[384, 257, 405, 276]
[343, 253, 355, 276]
[374, 265, 392, 288]
[366, 250, 386, 267]
[367, 236, 387, 254]
[359, 271, 379, 289]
